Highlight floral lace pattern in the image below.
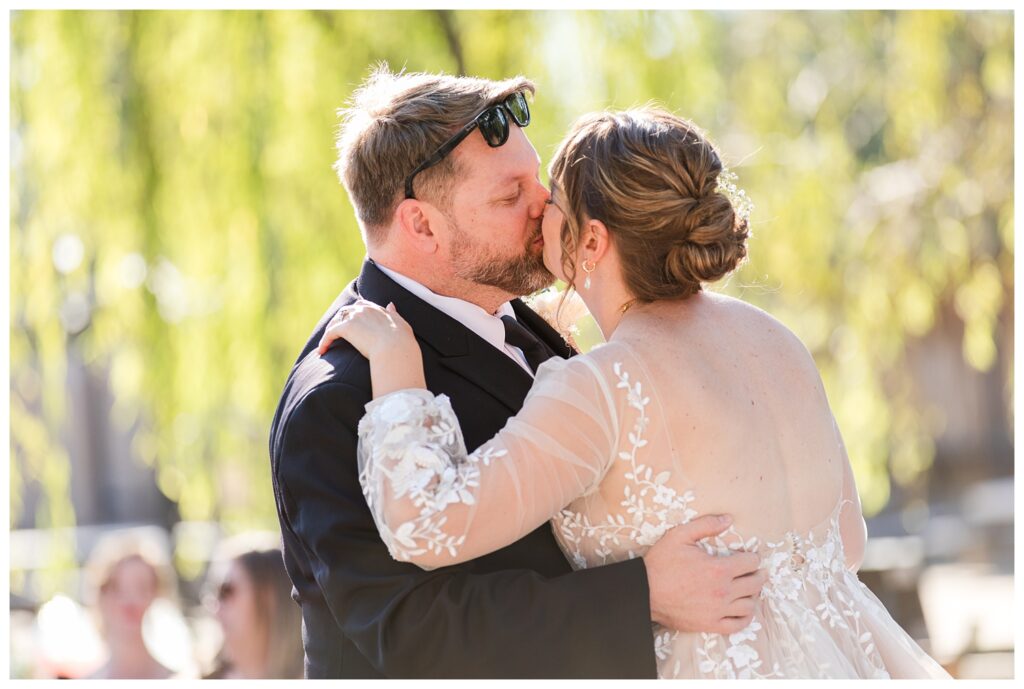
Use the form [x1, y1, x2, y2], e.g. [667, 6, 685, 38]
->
[567, 493, 889, 679]
[554, 362, 698, 569]
[358, 390, 508, 562]
[549, 363, 890, 679]
[649, 504, 889, 679]
[357, 359, 948, 679]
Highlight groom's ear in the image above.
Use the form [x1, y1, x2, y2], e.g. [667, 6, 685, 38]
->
[394, 199, 439, 254]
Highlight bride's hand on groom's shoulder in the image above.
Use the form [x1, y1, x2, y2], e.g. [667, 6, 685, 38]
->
[318, 300, 417, 361]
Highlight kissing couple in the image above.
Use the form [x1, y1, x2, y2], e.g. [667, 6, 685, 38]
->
[269, 65, 950, 679]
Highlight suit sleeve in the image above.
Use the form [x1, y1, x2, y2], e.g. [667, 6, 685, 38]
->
[274, 379, 657, 678]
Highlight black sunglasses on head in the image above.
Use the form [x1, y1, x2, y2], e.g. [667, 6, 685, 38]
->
[404, 91, 531, 200]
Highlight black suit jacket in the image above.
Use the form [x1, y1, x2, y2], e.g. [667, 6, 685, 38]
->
[269, 259, 657, 678]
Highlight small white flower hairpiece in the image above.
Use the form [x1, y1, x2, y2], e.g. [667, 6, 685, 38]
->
[715, 168, 754, 226]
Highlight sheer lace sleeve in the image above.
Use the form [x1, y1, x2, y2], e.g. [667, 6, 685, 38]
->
[836, 422, 867, 572]
[356, 356, 621, 570]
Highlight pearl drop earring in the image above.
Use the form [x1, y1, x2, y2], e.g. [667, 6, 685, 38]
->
[581, 258, 596, 290]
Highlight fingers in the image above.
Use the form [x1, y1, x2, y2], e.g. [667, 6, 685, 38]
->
[724, 550, 761, 578]
[730, 568, 768, 601]
[318, 301, 392, 356]
[719, 562, 766, 633]
[386, 302, 414, 334]
[669, 514, 733, 543]
[318, 305, 360, 354]
[318, 321, 348, 355]
[725, 596, 756, 620]
[715, 615, 756, 636]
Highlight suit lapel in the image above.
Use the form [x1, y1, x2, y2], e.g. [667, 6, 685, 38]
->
[355, 259, 537, 414]
[436, 339, 536, 414]
[511, 298, 578, 360]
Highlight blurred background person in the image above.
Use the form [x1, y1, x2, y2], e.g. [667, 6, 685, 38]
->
[203, 535, 303, 679]
[81, 531, 178, 679]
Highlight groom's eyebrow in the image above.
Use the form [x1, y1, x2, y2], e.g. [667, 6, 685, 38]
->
[492, 172, 530, 189]
[494, 165, 543, 189]
[493, 152, 542, 189]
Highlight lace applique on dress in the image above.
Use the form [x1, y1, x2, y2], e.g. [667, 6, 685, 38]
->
[551, 362, 890, 680]
[356, 357, 948, 679]
[554, 362, 699, 569]
[357, 390, 507, 562]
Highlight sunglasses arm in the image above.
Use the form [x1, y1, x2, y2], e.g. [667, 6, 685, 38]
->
[404, 119, 477, 199]
[403, 95, 526, 200]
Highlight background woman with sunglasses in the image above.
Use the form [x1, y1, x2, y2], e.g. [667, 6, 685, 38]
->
[205, 543, 303, 679]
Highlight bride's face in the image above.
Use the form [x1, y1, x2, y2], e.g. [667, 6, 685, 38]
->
[540, 185, 570, 282]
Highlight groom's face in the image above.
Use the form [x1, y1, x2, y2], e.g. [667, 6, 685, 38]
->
[440, 125, 554, 296]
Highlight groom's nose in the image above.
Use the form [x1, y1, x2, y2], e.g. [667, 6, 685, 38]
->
[526, 179, 551, 219]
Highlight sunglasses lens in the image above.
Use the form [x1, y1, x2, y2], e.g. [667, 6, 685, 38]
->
[505, 92, 530, 126]
[478, 107, 509, 147]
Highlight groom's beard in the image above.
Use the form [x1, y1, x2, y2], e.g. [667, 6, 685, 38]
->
[450, 218, 554, 296]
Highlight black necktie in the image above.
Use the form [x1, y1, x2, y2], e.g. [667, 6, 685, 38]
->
[501, 315, 553, 374]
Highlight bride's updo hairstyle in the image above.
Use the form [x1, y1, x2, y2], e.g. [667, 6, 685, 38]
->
[548, 108, 750, 301]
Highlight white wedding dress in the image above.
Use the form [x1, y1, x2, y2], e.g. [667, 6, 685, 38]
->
[355, 298, 951, 679]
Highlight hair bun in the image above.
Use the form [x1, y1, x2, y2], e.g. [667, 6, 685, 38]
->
[665, 192, 749, 287]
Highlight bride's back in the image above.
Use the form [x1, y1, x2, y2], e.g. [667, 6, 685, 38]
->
[593, 291, 844, 543]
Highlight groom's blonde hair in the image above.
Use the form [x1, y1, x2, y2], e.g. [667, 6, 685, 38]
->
[334, 64, 535, 246]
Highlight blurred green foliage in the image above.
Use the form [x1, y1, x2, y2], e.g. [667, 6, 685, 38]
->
[10, 10, 1013, 533]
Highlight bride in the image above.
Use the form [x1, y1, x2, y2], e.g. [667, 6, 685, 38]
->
[319, 108, 951, 679]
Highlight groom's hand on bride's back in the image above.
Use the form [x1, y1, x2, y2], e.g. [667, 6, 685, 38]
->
[643, 514, 766, 635]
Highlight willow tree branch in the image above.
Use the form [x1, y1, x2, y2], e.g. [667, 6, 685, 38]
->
[435, 10, 466, 76]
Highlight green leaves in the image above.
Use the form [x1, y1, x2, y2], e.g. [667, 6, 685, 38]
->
[10, 11, 1012, 538]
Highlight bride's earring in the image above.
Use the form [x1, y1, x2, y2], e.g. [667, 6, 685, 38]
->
[581, 258, 597, 290]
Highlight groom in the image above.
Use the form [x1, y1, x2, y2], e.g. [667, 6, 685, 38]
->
[269, 66, 765, 678]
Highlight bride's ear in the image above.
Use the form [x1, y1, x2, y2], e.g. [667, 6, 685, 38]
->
[395, 199, 439, 254]
[582, 218, 612, 263]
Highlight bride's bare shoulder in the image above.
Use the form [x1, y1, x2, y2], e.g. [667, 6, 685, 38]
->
[603, 292, 822, 383]
[688, 290, 823, 378]
[704, 292, 821, 373]
[704, 290, 779, 322]
[711, 292, 803, 336]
